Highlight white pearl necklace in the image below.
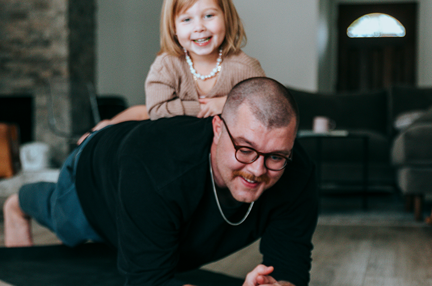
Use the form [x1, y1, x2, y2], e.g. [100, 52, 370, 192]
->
[209, 153, 254, 226]
[184, 48, 222, 80]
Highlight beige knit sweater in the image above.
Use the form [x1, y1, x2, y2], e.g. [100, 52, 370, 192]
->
[145, 50, 265, 120]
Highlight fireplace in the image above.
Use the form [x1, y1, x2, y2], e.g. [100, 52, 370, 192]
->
[0, 95, 34, 144]
[0, 0, 96, 165]
[0, 90, 70, 167]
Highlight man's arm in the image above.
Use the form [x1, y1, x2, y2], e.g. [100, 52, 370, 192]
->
[115, 152, 185, 286]
[259, 163, 319, 286]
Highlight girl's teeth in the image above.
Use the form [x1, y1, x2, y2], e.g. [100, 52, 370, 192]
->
[195, 38, 210, 43]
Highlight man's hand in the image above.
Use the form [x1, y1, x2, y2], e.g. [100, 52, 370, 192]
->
[243, 264, 295, 286]
[197, 96, 227, 118]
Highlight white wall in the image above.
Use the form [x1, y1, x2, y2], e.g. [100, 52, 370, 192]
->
[96, 0, 432, 107]
[418, 0, 432, 86]
[317, 0, 334, 93]
[96, 0, 162, 106]
[96, 0, 321, 106]
[234, 0, 320, 92]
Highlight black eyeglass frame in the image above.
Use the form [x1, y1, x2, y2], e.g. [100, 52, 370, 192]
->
[219, 116, 292, 171]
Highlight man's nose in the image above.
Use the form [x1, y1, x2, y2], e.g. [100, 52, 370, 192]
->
[246, 155, 267, 178]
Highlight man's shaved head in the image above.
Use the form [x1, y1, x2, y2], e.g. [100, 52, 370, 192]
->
[221, 77, 299, 129]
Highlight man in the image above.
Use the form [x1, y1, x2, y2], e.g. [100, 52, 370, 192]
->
[4, 77, 318, 286]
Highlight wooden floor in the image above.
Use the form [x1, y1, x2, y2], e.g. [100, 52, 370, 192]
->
[1, 219, 432, 286]
[310, 225, 432, 286]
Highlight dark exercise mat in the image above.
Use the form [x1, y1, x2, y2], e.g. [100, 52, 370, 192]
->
[0, 243, 243, 286]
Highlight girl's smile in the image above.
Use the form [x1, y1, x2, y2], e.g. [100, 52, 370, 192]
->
[175, 0, 226, 60]
[193, 36, 212, 46]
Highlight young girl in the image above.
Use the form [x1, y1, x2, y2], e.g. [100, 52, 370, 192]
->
[78, 0, 264, 143]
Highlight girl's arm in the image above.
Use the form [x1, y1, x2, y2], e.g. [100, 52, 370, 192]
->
[197, 96, 227, 118]
[77, 105, 149, 145]
[145, 55, 201, 120]
[107, 105, 149, 123]
[145, 78, 200, 120]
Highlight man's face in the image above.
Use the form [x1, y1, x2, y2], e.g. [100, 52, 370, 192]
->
[211, 104, 297, 203]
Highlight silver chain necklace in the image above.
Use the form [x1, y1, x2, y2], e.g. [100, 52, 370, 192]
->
[209, 154, 254, 226]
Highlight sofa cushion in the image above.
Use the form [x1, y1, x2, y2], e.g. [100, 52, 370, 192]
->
[394, 110, 425, 131]
[389, 85, 432, 135]
[396, 167, 432, 195]
[289, 88, 388, 135]
[392, 123, 432, 166]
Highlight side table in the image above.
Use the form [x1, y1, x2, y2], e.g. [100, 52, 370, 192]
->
[297, 130, 369, 210]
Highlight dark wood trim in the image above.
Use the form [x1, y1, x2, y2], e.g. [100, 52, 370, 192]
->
[413, 194, 423, 221]
[404, 194, 413, 212]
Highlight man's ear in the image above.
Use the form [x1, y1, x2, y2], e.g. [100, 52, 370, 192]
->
[212, 115, 223, 144]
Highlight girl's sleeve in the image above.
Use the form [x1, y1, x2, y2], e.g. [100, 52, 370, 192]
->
[231, 51, 266, 79]
[145, 56, 200, 120]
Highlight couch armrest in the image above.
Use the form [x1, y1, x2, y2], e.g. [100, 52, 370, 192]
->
[392, 123, 432, 165]
[412, 105, 432, 124]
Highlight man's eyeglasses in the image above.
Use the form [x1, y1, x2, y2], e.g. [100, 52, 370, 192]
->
[220, 116, 292, 171]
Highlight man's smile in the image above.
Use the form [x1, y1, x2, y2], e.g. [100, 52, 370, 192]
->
[232, 170, 270, 185]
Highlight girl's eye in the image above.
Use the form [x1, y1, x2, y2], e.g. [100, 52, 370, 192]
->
[204, 14, 214, 19]
[182, 18, 191, 22]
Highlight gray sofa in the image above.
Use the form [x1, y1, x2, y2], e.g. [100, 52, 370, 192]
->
[288, 85, 432, 213]
[391, 105, 432, 220]
[290, 88, 392, 188]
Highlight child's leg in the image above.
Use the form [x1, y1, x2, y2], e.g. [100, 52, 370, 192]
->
[3, 194, 33, 247]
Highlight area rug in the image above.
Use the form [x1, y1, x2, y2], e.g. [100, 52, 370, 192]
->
[0, 243, 243, 286]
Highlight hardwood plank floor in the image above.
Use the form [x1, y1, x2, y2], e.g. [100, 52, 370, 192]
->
[1, 219, 431, 286]
[310, 225, 432, 286]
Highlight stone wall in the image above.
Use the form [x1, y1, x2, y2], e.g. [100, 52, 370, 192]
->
[0, 0, 96, 165]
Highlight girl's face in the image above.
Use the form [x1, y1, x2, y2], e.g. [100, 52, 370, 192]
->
[175, 0, 226, 60]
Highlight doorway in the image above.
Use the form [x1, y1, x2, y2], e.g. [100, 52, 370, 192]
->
[337, 3, 417, 92]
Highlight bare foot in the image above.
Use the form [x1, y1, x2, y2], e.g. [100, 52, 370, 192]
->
[3, 194, 33, 247]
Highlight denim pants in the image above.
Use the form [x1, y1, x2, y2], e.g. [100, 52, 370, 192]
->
[19, 131, 105, 247]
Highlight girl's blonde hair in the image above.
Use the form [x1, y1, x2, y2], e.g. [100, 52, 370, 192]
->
[159, 0, 246, 57]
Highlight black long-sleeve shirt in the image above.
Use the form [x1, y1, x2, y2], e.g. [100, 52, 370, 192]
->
[76, 116, 318, 286]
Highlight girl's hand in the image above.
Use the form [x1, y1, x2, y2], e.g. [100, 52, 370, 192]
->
[197, 96, 227, 118]
[77, 119, 112, 145]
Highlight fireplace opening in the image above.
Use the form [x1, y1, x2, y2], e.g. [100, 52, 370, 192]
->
[0, 95, 34, 144]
